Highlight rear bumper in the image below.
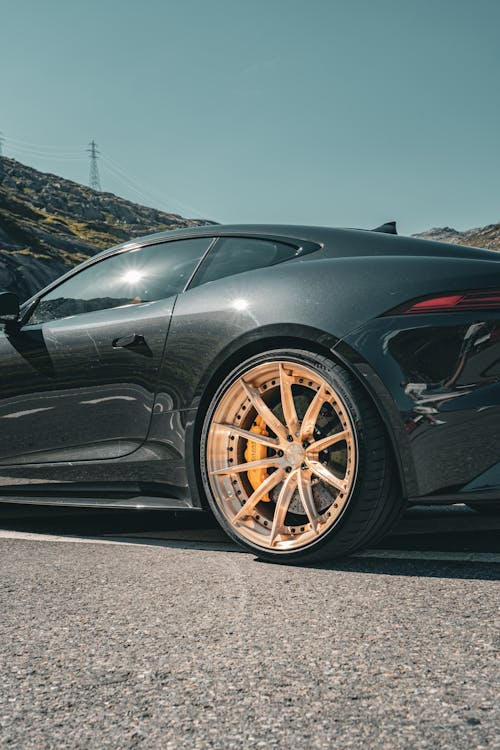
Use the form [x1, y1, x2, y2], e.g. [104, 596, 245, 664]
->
[411, 461, 500, 504]
[340, 314, 500, 498]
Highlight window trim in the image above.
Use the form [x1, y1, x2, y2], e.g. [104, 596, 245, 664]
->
[186, 234, 321, 291]
[20, 235, 217, 326]
[181, 236, 217, 291]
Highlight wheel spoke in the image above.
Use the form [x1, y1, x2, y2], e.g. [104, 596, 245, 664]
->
[213, 423, 280, 449]
[240, 380, 288, 441]
[306, 459, 347, 492]
[279, 363, 299, 437]
[307, 430, 349, 454]
[300, 384, 327, 441]
[269, 469, 299, 546]
[206, 359, 356, 551]
[211, 456, 280, 476]
[232, 469, 286, 524]
[297, 469, 320, 532]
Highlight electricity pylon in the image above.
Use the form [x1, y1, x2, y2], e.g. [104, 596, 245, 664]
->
[87, 139, 101, 191]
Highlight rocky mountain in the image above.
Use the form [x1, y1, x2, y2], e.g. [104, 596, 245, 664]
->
[413, 223, 500, 250]
[0, 157, 214, 300]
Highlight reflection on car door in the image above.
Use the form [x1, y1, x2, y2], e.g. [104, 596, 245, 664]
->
[0, 235, 214, 472]
[0, 297, 174, 466]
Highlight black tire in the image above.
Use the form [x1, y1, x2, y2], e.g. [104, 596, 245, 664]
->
[199, 348, 404, 563]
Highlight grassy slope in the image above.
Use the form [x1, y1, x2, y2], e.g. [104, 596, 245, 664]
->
[0, 156, 212, 299]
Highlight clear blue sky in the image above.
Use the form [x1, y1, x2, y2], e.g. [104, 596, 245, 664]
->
[2, 0, 499, 234]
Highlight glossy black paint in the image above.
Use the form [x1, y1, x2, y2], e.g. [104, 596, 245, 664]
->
[340, 314, 500, 497]
[0, 224, 499, 509]
[0, 297, 174, 464]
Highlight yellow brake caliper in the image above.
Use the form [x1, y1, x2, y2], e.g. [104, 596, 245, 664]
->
[244, 415, 271, 502]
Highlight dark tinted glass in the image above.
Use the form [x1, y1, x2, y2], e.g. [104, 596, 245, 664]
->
[191, 237, 299, 288]
[30, 237, 213, 324]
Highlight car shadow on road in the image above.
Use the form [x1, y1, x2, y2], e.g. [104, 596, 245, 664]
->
[0, 503, 499, 581]
[281, 553, 500, 581]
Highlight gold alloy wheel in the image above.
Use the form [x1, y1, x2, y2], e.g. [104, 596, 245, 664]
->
[206, 360, 357, 551]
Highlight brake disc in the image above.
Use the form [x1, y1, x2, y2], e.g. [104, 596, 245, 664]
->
[270, 481, 334, 515]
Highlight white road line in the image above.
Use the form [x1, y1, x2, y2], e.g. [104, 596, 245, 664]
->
[354, 549, 500, 564]
[0, 530, 130, 545]
[0, 529, 499, 563]
[0, 529, 239, 553]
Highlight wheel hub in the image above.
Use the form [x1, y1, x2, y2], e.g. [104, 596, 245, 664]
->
[284, 442, 305, 468]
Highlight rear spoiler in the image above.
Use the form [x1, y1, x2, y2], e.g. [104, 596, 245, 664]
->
[372, 221, 397, 235]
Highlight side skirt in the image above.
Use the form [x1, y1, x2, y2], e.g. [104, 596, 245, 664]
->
[0, 482, 198, 510]
[409, 489, 500, 505]
[0, 496, 200, 510]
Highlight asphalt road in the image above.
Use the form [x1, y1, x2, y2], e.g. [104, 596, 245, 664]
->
[0, 504, 499, 749]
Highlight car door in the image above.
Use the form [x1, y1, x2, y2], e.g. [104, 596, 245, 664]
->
[0, 236, 213, 469]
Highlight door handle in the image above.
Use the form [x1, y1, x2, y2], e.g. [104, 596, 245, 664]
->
[112, 333, 145, 349]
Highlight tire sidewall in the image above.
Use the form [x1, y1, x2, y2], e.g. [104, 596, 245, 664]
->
[199, 348, 386, 562]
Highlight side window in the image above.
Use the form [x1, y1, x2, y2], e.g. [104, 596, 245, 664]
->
[190, 237, 300, 288]
[30, 237, 213, 324]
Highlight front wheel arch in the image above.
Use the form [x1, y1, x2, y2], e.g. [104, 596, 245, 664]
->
[192, 347, 404, 560]
[186, 334, 407, 511]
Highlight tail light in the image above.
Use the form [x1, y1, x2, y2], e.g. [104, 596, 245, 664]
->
[388, 290, 500, 315]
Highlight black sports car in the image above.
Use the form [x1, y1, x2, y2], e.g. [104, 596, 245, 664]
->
[0, 222, 499, 562]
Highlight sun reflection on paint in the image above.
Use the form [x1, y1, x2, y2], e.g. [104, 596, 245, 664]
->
[122, 269, 144, 285]
[232, 298, 249, 311]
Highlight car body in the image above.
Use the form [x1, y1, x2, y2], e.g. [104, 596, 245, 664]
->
[0, 223, 499, 560]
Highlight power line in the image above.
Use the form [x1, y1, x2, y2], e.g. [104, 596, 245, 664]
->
[102, 157, 178, 209]
[8, 146, 85, 162]
[102, 155, 205, 218]
[0, 134, 86, 162]
[101, 161, 158, 207]
[6, 136, 82, 154]
[86, 139, 101, 191]
[1, 132, 209, 218]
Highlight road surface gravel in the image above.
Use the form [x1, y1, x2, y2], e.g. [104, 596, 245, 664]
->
[0, 525, 498, 749]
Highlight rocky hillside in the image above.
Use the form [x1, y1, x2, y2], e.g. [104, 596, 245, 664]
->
[0, 157, 213, 300]
[413, 223, 500, 250]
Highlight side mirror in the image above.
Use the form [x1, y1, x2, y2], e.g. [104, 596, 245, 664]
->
[0, 291, 20, 325]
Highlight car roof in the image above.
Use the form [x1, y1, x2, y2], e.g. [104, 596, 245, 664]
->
[119, 223, 333, 244]
[97, 223, 387, 259]
[97, 222, 499, 263]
